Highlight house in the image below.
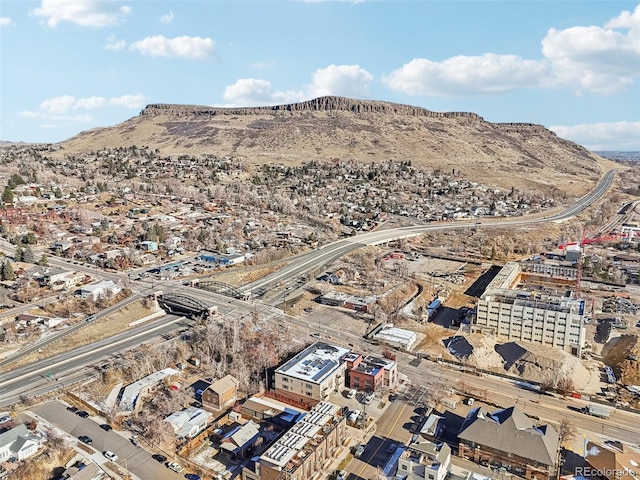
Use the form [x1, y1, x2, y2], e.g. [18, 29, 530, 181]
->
[240, 396, 306, 428]
[219, 420, 261, 459]
[397, 439, 451, 480]
[139, 240, 158, 252]
[119, 368, 180, 413]
[202, 374, 239, 411]
[78, 280, 122, 300]
[457, 406, 559, 480]
[164, 406, 212, 439]
[42, 268, 71, 286]
[0, 424, 41, 461]
[584, 440, 640, 480]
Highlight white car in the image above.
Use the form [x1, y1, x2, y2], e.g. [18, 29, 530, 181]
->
[336, 470, 348, 480]
[346, 389, 357, 399]
[167, 462, 184, 473]
[363, 391, 375, 404]
[103, 451, 118, 462]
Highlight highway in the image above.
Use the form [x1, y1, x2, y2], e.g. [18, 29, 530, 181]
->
[0, 314, 192, 406]
[1, 168, 630, 444]
[243, 169, 616, 294]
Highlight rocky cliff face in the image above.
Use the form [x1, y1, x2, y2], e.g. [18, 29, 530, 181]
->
[58, 96, 612, 194]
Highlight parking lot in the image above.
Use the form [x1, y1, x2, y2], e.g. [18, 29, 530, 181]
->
[29, 401, 186, 479]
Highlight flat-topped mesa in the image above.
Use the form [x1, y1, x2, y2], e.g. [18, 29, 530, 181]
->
[140, 96, 485, 122]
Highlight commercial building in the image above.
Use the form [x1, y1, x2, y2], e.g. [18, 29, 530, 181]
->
[374, 326, 417, 351]
[199, 251, 246, 266]
[457, 406, 558, 480]
[242, 401, 346, 480]
[274, 342, 349, 408]
[317, 292, 377, 313]
[343, 353, 398, 393]
[475, 262, 586, 356]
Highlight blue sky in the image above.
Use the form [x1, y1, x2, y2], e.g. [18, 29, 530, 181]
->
[1, 1, 639, 151]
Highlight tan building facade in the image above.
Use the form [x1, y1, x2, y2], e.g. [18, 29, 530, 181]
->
[242, 401, 346, 480]
[202, 374, 239, 411]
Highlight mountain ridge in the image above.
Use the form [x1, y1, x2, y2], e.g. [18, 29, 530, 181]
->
[57, 96, 617, 195]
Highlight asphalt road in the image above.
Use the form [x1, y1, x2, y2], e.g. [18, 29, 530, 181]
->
[0, 314, 192, 406]
[243, 169, 616, 294]
[29, 401, 185, 479]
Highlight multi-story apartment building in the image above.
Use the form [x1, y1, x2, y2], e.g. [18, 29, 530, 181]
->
[475, 262, 586, 355]
[343, 353, 398, 393]
[242, 401, 346, 480]
[274, 342, 349, 407]
[457, 406, 558, 480]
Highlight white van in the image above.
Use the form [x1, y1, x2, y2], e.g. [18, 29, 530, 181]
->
[466, 397, 475, 406]
[346, 389, 357, 399]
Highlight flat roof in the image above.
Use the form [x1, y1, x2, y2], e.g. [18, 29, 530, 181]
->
[276, 342, 349, 384]
[260, 401, 341, 468]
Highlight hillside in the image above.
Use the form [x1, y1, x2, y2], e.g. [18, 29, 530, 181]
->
[57, 96, 616, 194]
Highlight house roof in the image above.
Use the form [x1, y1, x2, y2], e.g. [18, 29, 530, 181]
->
[585, 441, 640, 480]
[458, 406, 558, 466]
[209, 374, 239, 394]
[220, 420, 261, 452]
[0, 424, 28, 449]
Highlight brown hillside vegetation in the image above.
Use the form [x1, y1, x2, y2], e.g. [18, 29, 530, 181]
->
[56, 96, 618, 194]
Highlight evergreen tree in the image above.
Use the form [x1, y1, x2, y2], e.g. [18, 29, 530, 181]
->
[2, 186, 13, 204]
[14, 246, 23, 262]
[22, 245, 35, 263]
[1, 261, 15, 281]
[38, 254, 49, 266]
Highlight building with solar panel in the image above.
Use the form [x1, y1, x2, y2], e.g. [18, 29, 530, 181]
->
[274, 342, 350, 408]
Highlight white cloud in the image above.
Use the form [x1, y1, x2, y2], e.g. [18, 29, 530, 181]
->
[74, 96, 109, 110]
[31, 0, 131, 28]
[130, 35, 216, 59]
[31, 93, 146, 116]
[384, 55, 548, 97]
[252, 61, 275, 70]
[0, 17, 15, 29]
[105, 34, 126, 51]
[109, 94, 147, 109]
[221, 64, 373, 107]
[222, 79, 302, 106]
[385, 4, 640, 97]
[160, 10, 174, 23]
[40, 95, 77, 114]
[307, 64, 373, 98]
[550, 121, 640, 151]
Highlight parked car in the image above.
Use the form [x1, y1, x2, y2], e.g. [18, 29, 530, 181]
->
[387, 443, 397, 453]
[103, 451, 118, 462]
[78, 435, 92, 445]
[310, 332, 320, 338]
[167, 462, 184, 473]
[130, 435, 139, 446]
[336, 471, 348, 480]
[152, 454, 167, 463]
[75, 410, 90, 418]
[354, 445, 365, 458]
[66, 406, 78, 413]
[346, 389, 357, 399]
[363, 391, 375, 404]
[185, 475, 201, 480]
[99, 424, 113, 431]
